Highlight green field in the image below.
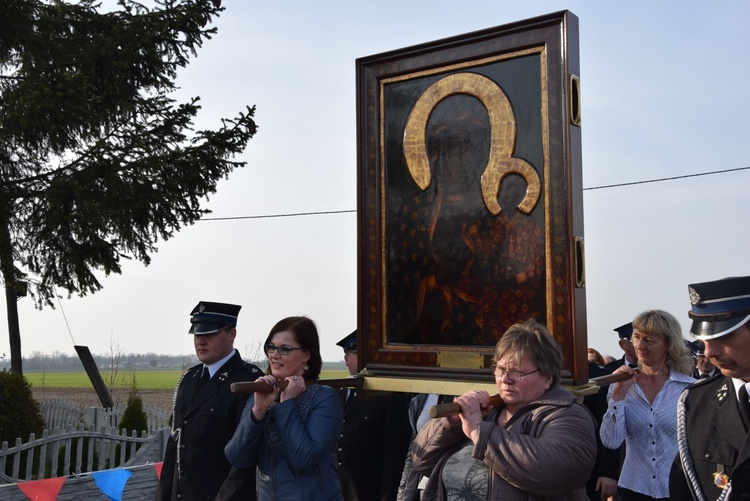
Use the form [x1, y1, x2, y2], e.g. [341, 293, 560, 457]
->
[25, 369, 352, 389]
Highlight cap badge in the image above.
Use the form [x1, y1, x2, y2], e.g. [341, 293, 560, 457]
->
[716, 383, 728, 402]
[199, 303, 206, 313]
[689, 286, 701, 305]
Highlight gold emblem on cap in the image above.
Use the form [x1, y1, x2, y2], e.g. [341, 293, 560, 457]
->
[689, 286, 701, 305]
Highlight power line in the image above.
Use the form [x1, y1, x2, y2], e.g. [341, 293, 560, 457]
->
[199, 209, 355, 222]
[583, 165, 750, 191]
[55, 294, 77, 346]
[198, 165, 750, 222]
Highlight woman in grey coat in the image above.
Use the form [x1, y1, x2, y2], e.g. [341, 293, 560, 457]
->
[411, 319, 596, 500]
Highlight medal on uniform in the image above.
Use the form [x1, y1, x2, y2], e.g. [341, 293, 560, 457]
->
[713, 465, 729, 489]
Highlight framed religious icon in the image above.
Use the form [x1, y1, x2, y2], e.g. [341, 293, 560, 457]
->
[356, 10, 588, 385]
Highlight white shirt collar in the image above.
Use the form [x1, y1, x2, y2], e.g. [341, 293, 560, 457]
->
[204, 349, 236, 378]
[732, 378, 750, 401]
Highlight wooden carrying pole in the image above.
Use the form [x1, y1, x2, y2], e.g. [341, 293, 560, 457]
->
[427, 371, 631, 418]
[231, 376, 365, 394]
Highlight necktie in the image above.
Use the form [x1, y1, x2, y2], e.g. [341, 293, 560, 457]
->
[194, 367, 210, 398]
[738, 384, 750, 431]
[346, 389, 356, 406]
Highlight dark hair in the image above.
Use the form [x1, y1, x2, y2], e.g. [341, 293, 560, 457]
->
[492, 319, 563, 386]
[264, 316, 322, 380]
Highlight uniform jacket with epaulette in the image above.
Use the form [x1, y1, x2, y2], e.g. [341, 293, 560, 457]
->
[671, 374, 750, 500]
[156, 350, 262, 501]
[337, 389, 412, 501]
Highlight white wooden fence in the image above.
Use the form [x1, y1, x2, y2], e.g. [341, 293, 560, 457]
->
[39, 399, 170, 432]
[0, 424, 169, 483]
[0, 399, 170, 498]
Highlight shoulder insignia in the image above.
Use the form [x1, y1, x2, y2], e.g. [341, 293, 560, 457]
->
[189, 365, 202, 379]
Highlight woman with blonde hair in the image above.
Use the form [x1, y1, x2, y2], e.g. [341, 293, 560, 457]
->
[600, 309, 694, 500]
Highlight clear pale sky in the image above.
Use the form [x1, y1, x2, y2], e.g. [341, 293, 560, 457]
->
[4, 1, 749, 364]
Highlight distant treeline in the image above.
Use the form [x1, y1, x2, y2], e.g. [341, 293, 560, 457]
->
[15, 352, 205, 371]
[0, 352, 347, 372]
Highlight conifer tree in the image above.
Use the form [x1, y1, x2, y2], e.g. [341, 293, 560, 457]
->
[0, 0, 256, 374]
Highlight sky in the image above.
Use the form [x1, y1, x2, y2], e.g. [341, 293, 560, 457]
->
[3, 1, 750, 365]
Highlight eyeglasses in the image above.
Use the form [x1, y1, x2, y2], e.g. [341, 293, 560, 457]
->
[493, 366, 541, 381]
[264, 343, 304, 356]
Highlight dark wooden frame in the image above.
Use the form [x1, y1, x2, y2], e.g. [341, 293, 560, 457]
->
[356, 11, 588, 384]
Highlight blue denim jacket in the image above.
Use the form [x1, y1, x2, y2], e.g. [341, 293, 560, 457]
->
[225, 384, 344, 500]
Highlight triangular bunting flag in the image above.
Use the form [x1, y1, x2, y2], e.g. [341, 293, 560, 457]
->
[154, 462, 164, 480]
[92, 469, 133, 501]
[18, 477, 66, 501]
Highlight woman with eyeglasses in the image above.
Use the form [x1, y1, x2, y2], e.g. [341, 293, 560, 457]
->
[225, 316, 344, 500]
[411, 319, 597, 500]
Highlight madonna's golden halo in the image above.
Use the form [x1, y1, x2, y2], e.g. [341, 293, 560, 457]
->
[403, 72, 541, 215]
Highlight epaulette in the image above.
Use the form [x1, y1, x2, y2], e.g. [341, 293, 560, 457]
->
[685, 372, 722, 390]
[240, 361, 263, 374]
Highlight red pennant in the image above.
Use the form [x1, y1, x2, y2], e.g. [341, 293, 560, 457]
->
[154, 462, 164, 480]
[18, 477, 66, 501]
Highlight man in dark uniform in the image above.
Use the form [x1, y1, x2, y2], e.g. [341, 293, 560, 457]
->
[596, 322, 635, 500]
[336, 330, 412, 501]
[585, 358, 621, 500]
[670, 276, 750, 500]
[691, 341, 720, 379]
[156, 301, 262, 501]
[604, 322, 638, 371]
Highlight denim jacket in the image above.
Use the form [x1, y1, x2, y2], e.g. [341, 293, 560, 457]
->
[225, 384, 343, 500]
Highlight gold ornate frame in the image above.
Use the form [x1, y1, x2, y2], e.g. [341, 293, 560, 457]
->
[356, 11, 588, 384]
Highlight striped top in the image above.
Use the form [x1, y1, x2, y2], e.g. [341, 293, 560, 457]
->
[600, 370, 695, 498]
